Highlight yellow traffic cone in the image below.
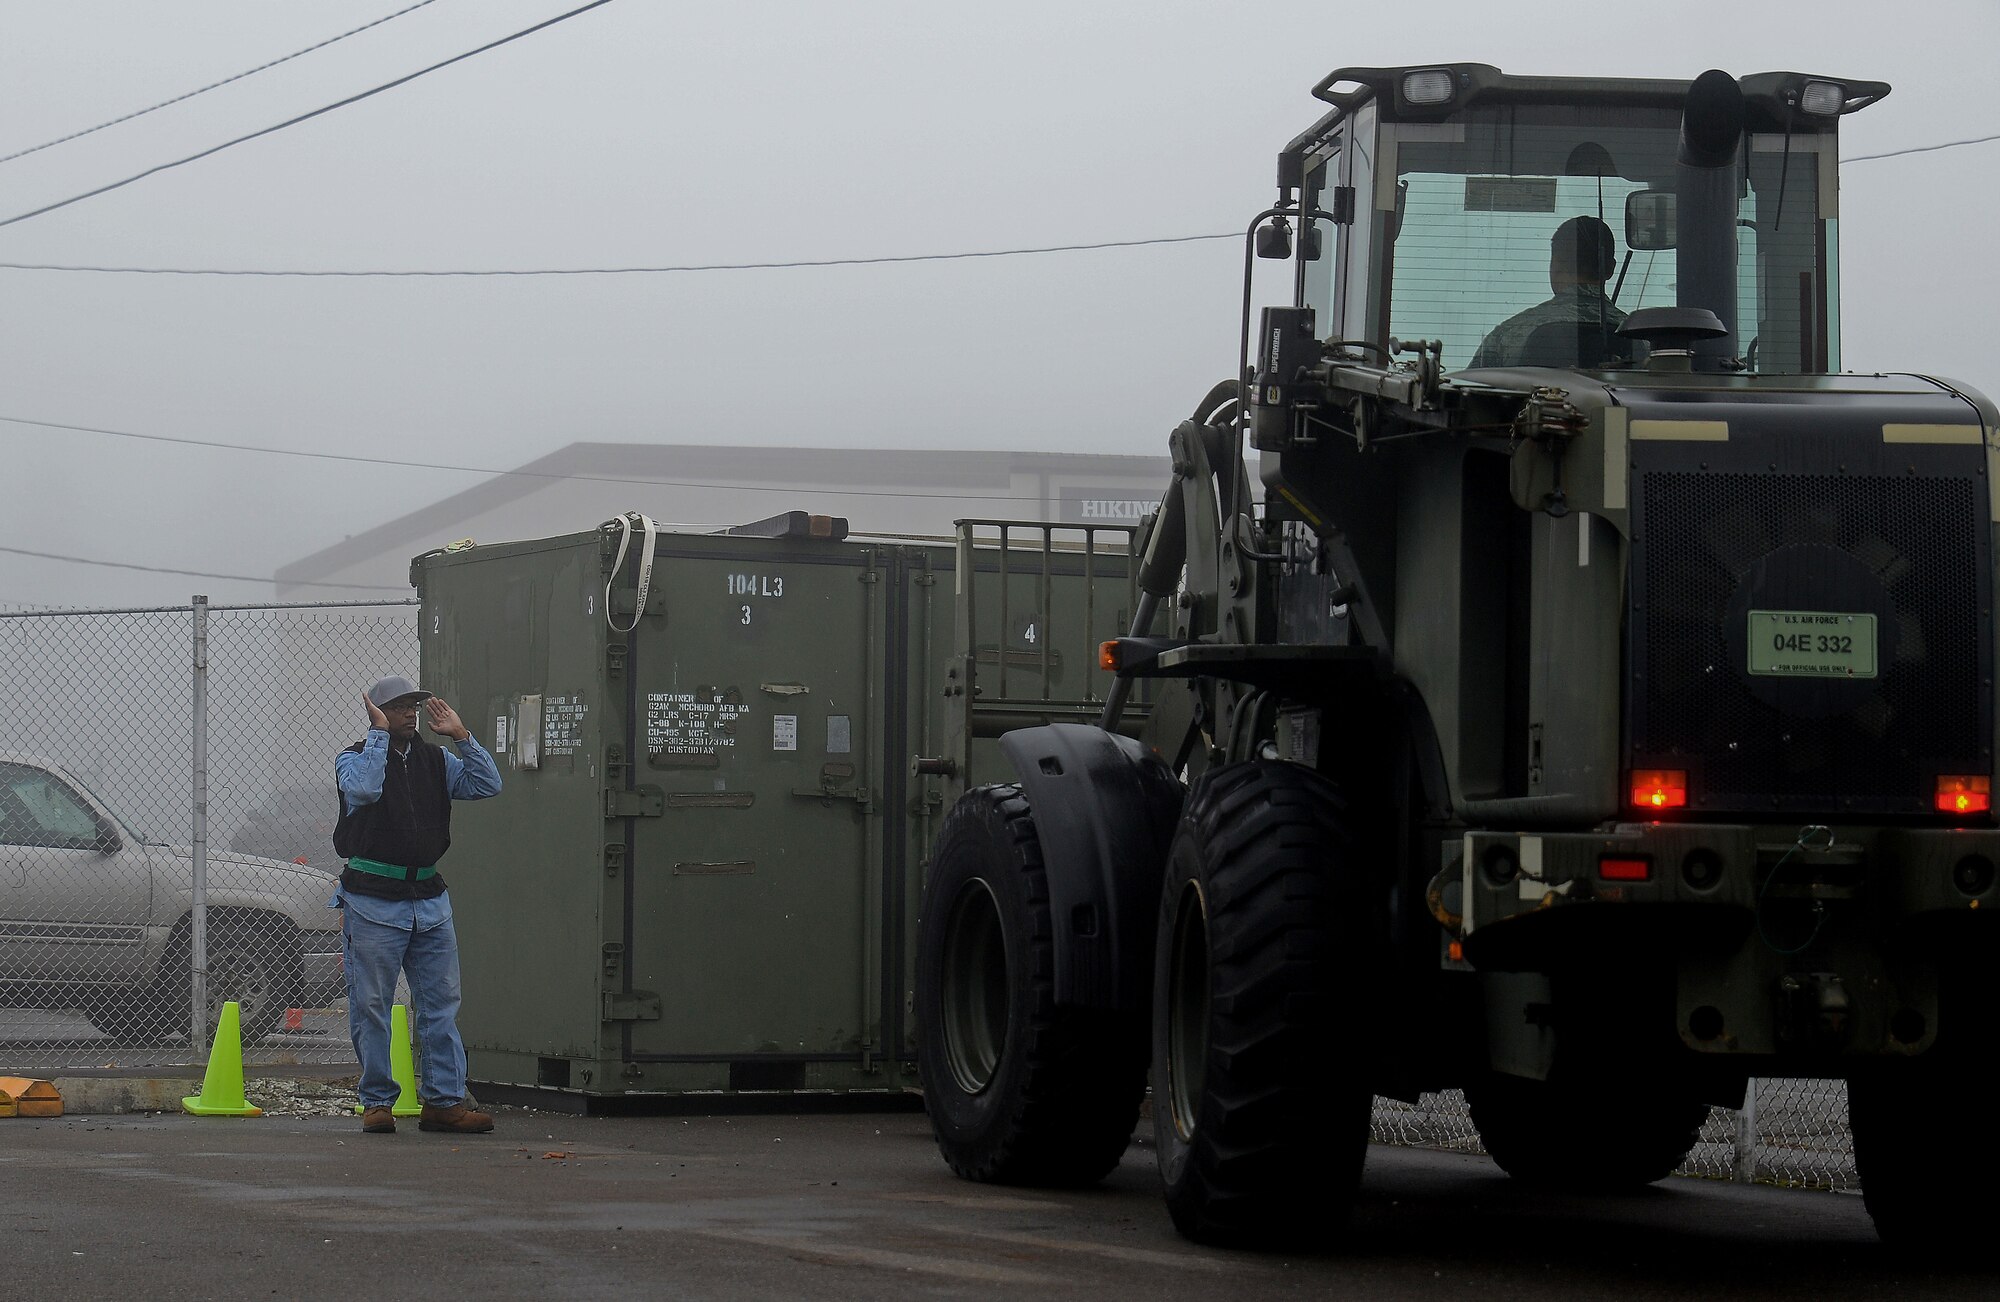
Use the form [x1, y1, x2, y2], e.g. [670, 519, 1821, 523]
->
[182, 1001, 262, 1117]
[353, 1003, 424, 1117]
[389, 1003, 423, 1117]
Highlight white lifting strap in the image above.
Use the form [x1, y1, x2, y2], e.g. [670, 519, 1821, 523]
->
[604, 511, 659, 634]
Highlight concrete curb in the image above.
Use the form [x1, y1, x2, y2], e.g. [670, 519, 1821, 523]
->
[27, 1067, 360, 1116]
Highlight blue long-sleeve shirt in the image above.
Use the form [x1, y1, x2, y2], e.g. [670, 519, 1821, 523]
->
[337, 729, 502, 814]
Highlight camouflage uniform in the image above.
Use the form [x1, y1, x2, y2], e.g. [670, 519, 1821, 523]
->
[1469, 285, 1628, 369]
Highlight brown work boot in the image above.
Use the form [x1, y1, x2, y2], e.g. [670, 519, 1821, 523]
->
[418, 1101, 494, 1134]
[361, 1106, 396, 1134]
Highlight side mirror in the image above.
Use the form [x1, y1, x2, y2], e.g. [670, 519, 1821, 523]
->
[1255, 218, 1293, 260]
[1626, 189, 1676, 251]
[94, 816, 123, 855]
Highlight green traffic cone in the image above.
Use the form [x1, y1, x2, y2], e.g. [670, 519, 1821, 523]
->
[182, 1001, 262, 1117]
[354, 1003, 424, 1117]
[390, 1003, 423, 1117]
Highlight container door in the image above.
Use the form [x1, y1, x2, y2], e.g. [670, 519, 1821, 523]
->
[620, 542, 885, 1078]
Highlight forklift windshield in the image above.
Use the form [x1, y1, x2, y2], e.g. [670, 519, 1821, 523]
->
[1306, 103, 1837, 374]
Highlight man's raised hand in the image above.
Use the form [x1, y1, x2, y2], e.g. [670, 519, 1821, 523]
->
[425, 697, 471, 742]
[364, 692, 389, 732]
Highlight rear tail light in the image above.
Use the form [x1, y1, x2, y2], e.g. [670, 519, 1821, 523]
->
[1599, 855, 1653, 882]
[1936, 775, 1991, 815]
[1631, 769, 1688, 810]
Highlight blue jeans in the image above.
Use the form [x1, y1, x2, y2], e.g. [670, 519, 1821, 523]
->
[335, 886, 469, 1109]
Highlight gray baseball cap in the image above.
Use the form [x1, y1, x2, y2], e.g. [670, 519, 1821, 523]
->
[367, 675, 433, 708]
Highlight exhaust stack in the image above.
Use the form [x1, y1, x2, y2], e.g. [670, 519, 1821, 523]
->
[1676, 70, 1745, 372]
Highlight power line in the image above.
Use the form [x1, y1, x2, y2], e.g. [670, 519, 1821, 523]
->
[0, 542, 407, 590]
[0, 124, 1992, 274]
[0, 231, 1237, 276]
[1846, 131, 2000, 162]
[0, 0, 617, 232]
[0, 413, 1083, 504]
[0, 1, 444, 167]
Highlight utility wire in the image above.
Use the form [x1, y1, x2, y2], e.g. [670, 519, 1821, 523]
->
[0, 542, 408, 590]
[0, 231, 1237, 277]
[1846, 131, 2000, 162]
[0, 0, 616, 231]
[0, 1, 444, 167]
[0, 123, 1992, 274]
[0, 413, 1095, 504]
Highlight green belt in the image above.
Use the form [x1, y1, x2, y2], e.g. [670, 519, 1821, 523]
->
[346, 856, 437, 883]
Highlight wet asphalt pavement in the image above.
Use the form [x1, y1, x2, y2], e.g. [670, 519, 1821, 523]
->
[0, 1104, 1989, 1300]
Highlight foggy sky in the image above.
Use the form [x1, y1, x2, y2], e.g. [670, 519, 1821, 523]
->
[2, 0, 1995, 608]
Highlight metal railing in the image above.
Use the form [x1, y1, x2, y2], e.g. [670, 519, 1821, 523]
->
[952, 521, 1154, 783]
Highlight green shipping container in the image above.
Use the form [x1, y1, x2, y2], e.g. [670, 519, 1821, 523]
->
[412, 513, 1140, 1107]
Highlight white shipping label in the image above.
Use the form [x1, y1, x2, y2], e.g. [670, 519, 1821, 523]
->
[773, 714, 798, 752]
[494, 716, 508, 753]
[543, 694, 586, 757]
[646, 691, 747, 757]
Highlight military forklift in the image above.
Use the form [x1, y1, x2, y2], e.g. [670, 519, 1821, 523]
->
[912, 63, 2000, 1251]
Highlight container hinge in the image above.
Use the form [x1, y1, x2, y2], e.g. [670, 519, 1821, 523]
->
[605, 785, 665, 818]
[603, 990, 662, 1022]
[604, 843, 626, 877]
[601, 941, 623, 978]
[607, 642, 628, 677]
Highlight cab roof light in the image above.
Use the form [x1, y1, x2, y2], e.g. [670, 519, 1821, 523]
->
[1631, 769, 1688, 811]
[1936, 775, 1991, 816]
[1798, 81, 1845, 116]
[1599, 855, 1652, 882]
[1401, 69, 1455, 106]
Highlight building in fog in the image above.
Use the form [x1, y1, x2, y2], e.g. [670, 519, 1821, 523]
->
[276, 442, 1172, 598]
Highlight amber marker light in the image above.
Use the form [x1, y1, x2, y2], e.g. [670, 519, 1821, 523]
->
[1935, 775, 1992, 815]
[1630, 769, 1688, 810]
[1099, 641, 1121, 672]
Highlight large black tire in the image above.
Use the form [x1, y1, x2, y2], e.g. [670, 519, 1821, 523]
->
[1152, 761, 1378, 1247]
[915, 785, 1150, 1186]
[1852, 1059, 2000, 1251]
[1466, 1073, 1709, 1190]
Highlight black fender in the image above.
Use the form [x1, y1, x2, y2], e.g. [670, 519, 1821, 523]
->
[999, 723, 1183, 1014]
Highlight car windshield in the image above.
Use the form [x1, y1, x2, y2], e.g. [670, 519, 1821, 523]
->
[62, 769, 153, 844]
[1378, 106, 1831, 373]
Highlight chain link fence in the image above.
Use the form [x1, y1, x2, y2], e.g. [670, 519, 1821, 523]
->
[0, 598, 417, 1070]
[1370, 1080, 1858, 1191]
[0, 599, 1858, 1189]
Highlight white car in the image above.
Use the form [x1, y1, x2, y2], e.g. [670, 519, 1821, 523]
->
[0, 753, 342, 1042]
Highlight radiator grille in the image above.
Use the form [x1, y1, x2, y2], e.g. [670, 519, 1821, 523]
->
[1636, 470, 1984, 811]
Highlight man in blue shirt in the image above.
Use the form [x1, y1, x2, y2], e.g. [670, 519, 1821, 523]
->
[334, 675, 502, 1135]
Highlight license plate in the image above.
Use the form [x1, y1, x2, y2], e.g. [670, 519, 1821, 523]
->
[1747, 610, 1878, 679]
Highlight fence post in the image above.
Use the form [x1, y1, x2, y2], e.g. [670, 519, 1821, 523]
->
[190, 595, 209, 1050]
[1733, 1076, 1760, 1183]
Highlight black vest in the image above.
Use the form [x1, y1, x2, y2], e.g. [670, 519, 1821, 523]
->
[333, 737, 452, 900]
